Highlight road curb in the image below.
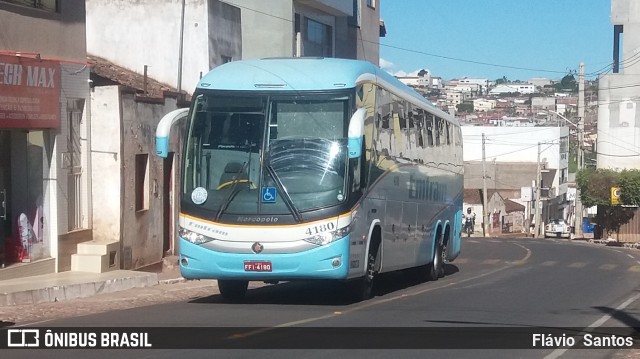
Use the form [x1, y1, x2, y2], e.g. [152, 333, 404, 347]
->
[0, 271, 159, 307]
[158, 277, 188, 285]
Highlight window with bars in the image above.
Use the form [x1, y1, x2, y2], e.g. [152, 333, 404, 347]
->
[67, 99, 84, 230]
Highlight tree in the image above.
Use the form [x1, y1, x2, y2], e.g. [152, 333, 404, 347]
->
[456, 103, 474, 113]
[556, 73, 577, 93]
[576, 168, 638, 239]
[495, 76, 508, 85]
[619, 169, 640, 206]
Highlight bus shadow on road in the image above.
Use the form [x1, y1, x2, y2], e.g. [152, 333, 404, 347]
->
[188, 264, 460, 306]
[373, 264, 460, 297]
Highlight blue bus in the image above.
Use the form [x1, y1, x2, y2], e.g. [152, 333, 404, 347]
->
[156, 57, 463, 301]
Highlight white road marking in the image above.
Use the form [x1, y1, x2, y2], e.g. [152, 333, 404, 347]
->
[598, 264, 617, 270]
[544, 292, 640, 359]
[567, 262, 587, 268]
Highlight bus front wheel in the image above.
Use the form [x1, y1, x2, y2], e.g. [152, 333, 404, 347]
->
[218, 280, 249, 302]
[427, 240, 443, 282]
[351, 244, 380, 301]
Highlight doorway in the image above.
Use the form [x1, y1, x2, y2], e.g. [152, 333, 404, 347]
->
[0, 130, 47, 266]
[162, 153, 174, 254]
[0, 131, 10, 266]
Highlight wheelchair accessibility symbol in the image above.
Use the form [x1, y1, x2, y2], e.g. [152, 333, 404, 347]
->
[262, 187, 277, 203]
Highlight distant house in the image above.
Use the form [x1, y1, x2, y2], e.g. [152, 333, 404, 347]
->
[556, 97, 577, 116]
[463, 188, 516, 236]
[396, 69, 431, 88]
[431, 77, 444, 89]
[473, 98, 496, 112]
[463, 189, 484, 236]
[490, 83, 535, 95]
[456, 77, 490, 94]
[528, 77, 552, 88]
[503, 199, 526, 233]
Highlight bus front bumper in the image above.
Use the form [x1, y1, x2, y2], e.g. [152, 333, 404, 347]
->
[178, 236, 350, 281]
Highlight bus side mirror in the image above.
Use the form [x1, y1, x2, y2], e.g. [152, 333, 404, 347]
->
[155, 108, 189, 158]
[348, 108, 367, 159]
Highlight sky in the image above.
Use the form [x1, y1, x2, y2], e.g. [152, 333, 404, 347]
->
[379, 0, 613, 82]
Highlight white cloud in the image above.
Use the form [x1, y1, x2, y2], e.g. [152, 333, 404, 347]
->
[379, 58, 395, 71]
[380, 58, 425, 78]
[391, 69, 422, 77]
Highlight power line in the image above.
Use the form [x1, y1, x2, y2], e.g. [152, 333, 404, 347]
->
[369, 40, 569, 75]
[592, 151, 640, 158]
[463, 127, 564, 137]
[466, 143, 540, 162]
[222, 2, 632, 83]
[585, 49, 640, 76]
[219, 1, 293, 23]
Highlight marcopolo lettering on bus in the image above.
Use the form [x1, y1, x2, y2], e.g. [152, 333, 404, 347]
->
[236, 216, 280, 223]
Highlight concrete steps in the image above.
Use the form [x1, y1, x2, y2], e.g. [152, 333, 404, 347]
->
[71, 241, 119, 273]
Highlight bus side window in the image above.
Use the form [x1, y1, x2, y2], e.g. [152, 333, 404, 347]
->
[408, 109, 415, 129]
[446, 121, 451, 145]
[426, 114, 434, 147]
[396, 101, 406, 129]
[416, 110, 424, 147]
[434, 116, 441, 146]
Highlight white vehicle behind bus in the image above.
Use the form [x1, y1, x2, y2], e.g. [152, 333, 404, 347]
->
[545, 219, 571, 238]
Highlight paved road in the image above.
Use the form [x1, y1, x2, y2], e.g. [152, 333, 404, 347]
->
[3, 237, 640, 359]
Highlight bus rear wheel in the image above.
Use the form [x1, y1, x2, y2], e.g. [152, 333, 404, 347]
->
[218, 280, 249, 302]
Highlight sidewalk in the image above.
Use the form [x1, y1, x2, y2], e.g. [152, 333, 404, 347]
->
[0, 256, 185, 307]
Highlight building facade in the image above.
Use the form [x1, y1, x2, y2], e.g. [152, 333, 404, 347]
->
[87, 0, 383, 98]
[596, 0, 640, 241]
[84, 0, 383, 270]
[87, 0, 243, 95]
[462, 126, 569, 194]
[598, 0, 640, 170]
[0, 0, 92, 279]
[462, 126, 571, 229]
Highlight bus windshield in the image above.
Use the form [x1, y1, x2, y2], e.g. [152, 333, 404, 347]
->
[182, 92, 351, 218]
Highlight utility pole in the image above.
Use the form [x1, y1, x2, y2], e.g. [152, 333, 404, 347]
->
[482, 133, 489, 237]
[177, 0, 186, 92]
[534, 142, 542, 238]
[574, 63, 585, 238]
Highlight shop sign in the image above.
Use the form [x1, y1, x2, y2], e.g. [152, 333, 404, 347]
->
[0, 54, 60, 128]
[611, 186, 621, 206]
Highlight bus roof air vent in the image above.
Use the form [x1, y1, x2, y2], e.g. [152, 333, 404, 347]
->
[254, 84, 287, 88]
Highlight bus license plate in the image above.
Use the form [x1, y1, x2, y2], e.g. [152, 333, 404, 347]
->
[244, 261, 272, 272]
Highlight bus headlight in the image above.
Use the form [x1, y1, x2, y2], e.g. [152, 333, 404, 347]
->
[303, 225, 351, 246]
[179, 227, 216, 245]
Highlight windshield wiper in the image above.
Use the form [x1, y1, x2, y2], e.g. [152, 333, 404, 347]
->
[215, 149, 252, 221]
[265, 165, 303, 223]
